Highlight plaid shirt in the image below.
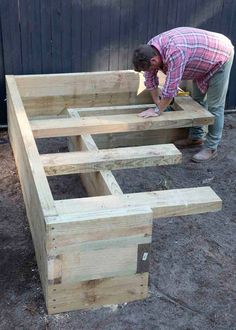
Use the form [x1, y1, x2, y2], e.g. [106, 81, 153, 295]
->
[144, 27, 234, 98]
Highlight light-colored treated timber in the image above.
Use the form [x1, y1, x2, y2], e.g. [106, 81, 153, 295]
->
[6, 75, 58, 302]
[67, 97, 204, 118]
[67, 109, 123, 196]
[47, 238, 150, 285]
[8, 70, 222, 315]
[47, 273, 149, 314]
[6, 76, 56, 215]
[68, 104, 157, 116]
[41, 144, 182, 176]
[46, 206, 153, 313]
[15, 70, 146, 97]
[92, 128, 188, 149]
[53, 187, 222, 221]
[47, 206, 153, 252]
[16, 70, 152, 117]
[53, 245, 138, 283]
[22, 92, 151, 117]
[68, 108, 188, 154]
[30, 109, 214, 138]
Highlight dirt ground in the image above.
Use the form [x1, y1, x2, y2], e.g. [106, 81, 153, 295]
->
[0, 114, 236, 330]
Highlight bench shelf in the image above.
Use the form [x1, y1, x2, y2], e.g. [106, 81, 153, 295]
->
[7, 70, 221, 314]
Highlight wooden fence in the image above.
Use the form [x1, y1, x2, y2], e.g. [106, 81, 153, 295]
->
[0, 0, 235, 124]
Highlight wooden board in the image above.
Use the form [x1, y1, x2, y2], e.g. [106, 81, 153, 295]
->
[47, 206, 153, 252]
[92, 128, 189, 149]
[53, 187, 222, 221]
[6, 75, 57, 301]
[47, 273, 149, 314]
[30, 109, 214, 138]
[41, 144, 182, 176]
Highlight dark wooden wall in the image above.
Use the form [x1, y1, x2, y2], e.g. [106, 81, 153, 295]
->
[0, 0, 235, 124]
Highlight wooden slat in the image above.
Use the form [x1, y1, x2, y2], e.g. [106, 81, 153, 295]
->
[61, 1, 72, 73]
[67, 109, 123, 196]
[41, 144, 182, 176]
[40, 0, 52, 73]
[21, 0, 42, 73]
[52, 187, 222, 221]
[30, 110, 214, 138]
[47, 273, 149, 314]
[0, 0, 22, 74]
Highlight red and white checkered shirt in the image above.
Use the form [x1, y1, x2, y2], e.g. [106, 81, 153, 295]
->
[144, 27, 234, 98]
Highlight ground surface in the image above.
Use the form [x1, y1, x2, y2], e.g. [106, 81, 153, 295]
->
[0, 115, 236, 330]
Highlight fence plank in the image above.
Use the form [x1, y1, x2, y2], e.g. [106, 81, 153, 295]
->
[71, 0, 82, 72]
[0, 0, 22, 74]
[40, 0, 52, 73]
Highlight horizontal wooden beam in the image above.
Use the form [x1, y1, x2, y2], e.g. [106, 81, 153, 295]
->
[30, 110, 214, 138]
[50, 187, 222, 224]
[46, 206, 153, 252]
[15, 70, 145, 97]
[47, 273, 149, 314]
[68, 104, 156, 116]
[41, 144, 182, 176]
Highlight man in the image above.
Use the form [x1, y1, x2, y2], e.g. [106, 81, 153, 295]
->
[132, 27, 234, 162]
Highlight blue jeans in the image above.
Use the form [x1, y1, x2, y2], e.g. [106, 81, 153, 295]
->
[189, 49, 234, 150]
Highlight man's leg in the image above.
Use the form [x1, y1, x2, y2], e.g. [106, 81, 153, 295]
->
[189, 83, 207, 140]
[175, 83, 206, 147]
[192, 50, 234, 162]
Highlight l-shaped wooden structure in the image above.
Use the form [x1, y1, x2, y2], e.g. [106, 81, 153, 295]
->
[7, 70, 222, 314]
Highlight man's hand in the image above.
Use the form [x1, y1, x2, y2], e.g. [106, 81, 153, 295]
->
[138, 106, 160, 118]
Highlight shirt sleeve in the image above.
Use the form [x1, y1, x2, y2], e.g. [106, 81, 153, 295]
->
[162, 48, 187, 98]
[144, 69, 159, 90]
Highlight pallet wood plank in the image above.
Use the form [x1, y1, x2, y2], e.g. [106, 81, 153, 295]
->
[41, 144, 182, 176]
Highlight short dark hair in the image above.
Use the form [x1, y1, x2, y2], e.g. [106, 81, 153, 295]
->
[132, 45, 158, 72]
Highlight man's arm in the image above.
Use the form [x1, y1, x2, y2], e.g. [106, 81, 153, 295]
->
[150, 88, 159, 106]
[138, 95, 172, 118]
[139, 47, 187, 118]
[158, 97, 172, 112]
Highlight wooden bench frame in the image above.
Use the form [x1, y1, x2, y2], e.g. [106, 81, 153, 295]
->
[7, 70, 222, 314]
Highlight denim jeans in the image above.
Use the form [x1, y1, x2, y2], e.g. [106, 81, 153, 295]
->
[189, 49, 234, 150]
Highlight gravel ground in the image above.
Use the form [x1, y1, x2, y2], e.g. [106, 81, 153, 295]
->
[0, 114, 236, 330]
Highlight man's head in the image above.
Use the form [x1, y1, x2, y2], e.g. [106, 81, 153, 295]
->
[132, 45, 162, 72]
